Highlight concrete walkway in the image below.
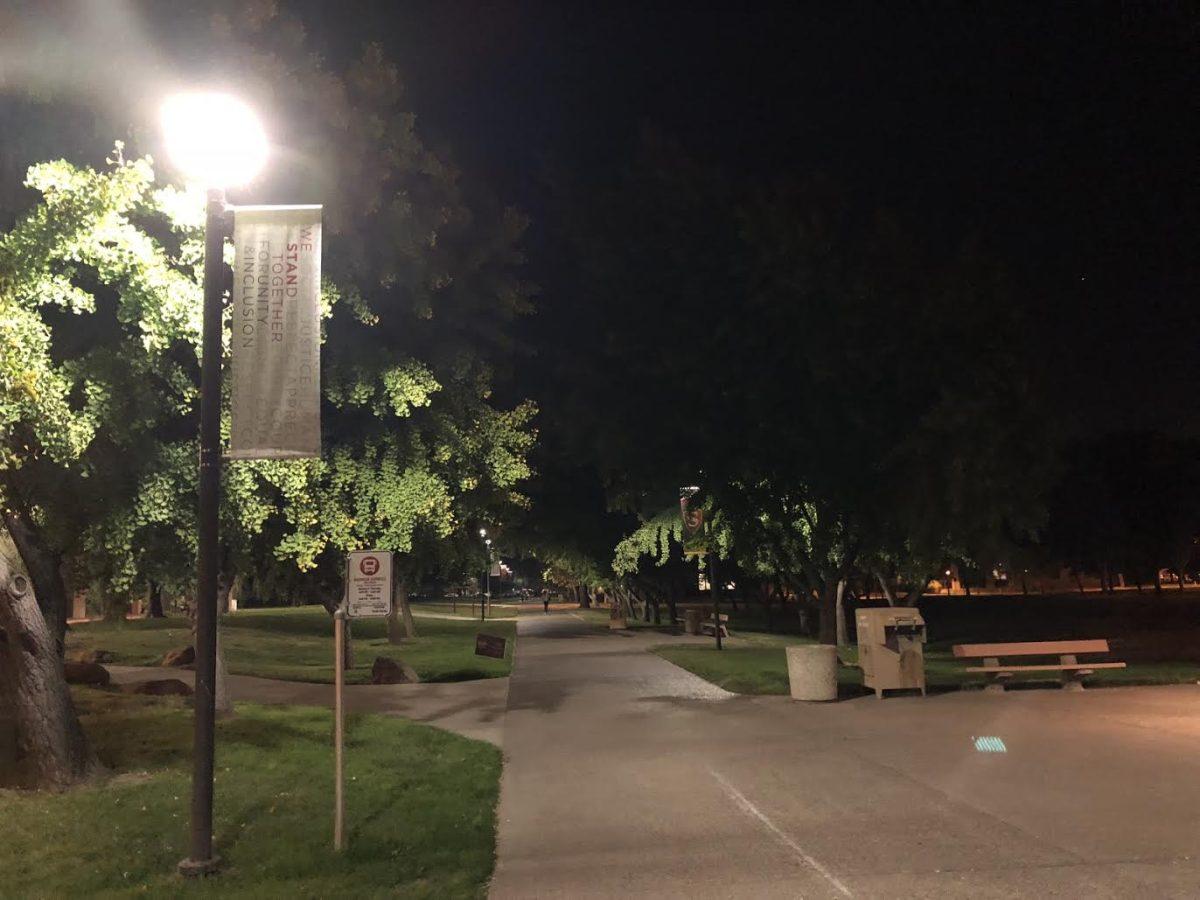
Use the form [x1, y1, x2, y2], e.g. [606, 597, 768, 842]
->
[107, 665, 509, 746]
[490, 614, 1200, 898]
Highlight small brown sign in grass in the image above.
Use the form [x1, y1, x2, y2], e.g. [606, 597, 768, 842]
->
[475, 633, 507, 659]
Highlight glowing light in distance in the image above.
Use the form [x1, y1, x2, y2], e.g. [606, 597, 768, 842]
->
[161, 92, 268, 187]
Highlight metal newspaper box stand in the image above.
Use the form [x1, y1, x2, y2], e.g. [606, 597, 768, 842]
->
[856, 607, 927, 699]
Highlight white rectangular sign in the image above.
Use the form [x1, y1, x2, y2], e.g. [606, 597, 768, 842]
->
[230, 205, 323, 459]
[345, 550, 394, 618]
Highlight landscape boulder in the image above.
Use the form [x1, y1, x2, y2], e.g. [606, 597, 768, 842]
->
[67, 648, 114, 665]
[63, 661, 110, 686]
[160, 646, 195, 667]
[120, 678, 193, 697]
[370, 656, 421, 685]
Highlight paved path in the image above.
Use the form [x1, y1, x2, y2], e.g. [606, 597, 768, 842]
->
[490, 614, 1200, 898]
[107, 666, 508, 746]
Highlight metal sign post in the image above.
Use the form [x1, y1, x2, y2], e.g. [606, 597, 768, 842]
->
[334, 550, 393, 851]
[333, 608, 346, 851]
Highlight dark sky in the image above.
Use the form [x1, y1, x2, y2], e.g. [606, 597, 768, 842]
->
[301, 1, 1197, 430]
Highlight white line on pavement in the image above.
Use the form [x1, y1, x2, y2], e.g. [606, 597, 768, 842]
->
[709, 767, 853, 898]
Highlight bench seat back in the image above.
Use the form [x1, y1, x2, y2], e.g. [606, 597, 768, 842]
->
[952, 639, 1110, 659]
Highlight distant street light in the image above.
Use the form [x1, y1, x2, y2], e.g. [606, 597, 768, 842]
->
[163, 91, 267, 879]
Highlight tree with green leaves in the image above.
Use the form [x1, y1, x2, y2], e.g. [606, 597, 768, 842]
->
[2, 2, 539, 785]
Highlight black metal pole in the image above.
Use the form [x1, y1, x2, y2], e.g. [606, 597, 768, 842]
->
[710, 551, 722, 650]
[179, 188, 226, 878]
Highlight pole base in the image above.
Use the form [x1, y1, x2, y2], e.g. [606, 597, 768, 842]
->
[178, 855, 221, 878]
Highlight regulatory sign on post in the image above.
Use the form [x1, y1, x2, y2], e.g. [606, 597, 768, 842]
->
[345, 550, 393, 618]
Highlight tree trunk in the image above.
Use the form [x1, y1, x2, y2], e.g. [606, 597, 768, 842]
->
[818, 578, 838, 646]
[835, 578, 849, 647]
[388, 578, 417, 643]
[2, 509, 69, 655]
[0, 556, 101, 789]
[216, 571, 235, 614]
[665, 583, 678, 627]
[147, 581, 165, 618]
[876, 573, 897, 606]
[1073, 569, 1085, 595]
[100, 582, 128, 621]
[901, 576, 930, 606]
[634, 586, 650, 622]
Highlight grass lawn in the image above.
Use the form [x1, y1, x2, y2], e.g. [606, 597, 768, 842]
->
[67, 606, 516, 685]
[655, 632, 1200, 696]
[0, 688, 500, 898]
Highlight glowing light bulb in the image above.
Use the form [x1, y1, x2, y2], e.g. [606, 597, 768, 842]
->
[161, 92, 268, 187]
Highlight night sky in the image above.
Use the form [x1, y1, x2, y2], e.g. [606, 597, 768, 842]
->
[0, 1, 1193, 426]
[298, 2, 1197, 429]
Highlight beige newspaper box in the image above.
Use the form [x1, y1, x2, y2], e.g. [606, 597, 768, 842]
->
[856, 607, 927, 699]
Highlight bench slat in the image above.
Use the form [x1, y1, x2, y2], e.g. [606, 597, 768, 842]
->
[953, 639, 1110, 658]
[965, 662, 1126, 673]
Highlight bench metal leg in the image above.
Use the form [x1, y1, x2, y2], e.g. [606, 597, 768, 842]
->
[1060, 654, 1085, 691]
[983, 657, 1006, 693]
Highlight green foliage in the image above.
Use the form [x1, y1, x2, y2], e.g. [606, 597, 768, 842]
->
[1, 5, 540, 603]
[613, 507, 683, 575]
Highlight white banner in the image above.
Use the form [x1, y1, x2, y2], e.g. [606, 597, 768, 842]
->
[230, 205, 322, 459]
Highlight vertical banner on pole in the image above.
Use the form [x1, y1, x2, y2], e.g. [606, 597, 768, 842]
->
[230, 205, 323, 459]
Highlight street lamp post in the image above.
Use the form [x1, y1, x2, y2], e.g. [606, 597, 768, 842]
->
[479, 529, 488, 621]
[709, 551, 722, 651]
[162, 92, 267, 878]
[484, 536, 493, 622]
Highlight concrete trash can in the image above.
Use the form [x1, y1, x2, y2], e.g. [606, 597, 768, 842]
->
[684, 609, 702, 635]
[786, 644, 837, 701]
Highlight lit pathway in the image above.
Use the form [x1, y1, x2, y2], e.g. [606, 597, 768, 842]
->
[490, 614, 1200, 898]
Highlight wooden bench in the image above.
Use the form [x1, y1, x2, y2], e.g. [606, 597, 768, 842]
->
[953, 640, 1125, 692]
[700, 613, 730, 639]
